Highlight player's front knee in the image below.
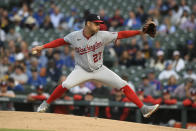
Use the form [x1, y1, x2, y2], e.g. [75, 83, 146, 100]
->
[116, 80, 128, 90]
[62, 81, 72, 89]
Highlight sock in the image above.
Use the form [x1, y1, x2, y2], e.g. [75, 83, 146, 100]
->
[121, 85, 144, 108]
[46, 85, 68, 104]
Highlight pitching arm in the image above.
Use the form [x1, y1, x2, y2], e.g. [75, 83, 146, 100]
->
[32, 38, 69, 54]
[43, 38, 69, 48]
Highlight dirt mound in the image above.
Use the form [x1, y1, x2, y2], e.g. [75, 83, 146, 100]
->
[0, 111, 192, 131]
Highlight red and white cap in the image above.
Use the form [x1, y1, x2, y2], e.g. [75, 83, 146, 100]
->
[85, 14, 103, 23]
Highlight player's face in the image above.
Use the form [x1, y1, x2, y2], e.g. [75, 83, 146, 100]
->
[88, 22, 100, 33]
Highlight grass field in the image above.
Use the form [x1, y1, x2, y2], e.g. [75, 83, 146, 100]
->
[0, 129, 51, 131]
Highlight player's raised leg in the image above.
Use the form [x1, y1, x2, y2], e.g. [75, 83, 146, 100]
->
[37, 65, 92, 112]
[93, 65, 159, 118]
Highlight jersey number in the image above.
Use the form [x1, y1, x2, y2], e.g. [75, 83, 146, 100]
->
[93, 52, 102, 63]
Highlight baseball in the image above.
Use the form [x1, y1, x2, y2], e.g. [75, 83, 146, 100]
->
[32, 50, 38, 55]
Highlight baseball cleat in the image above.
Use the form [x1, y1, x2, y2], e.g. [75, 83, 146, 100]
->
[37, 101, 49, 113]
[140, 104, 160, 118]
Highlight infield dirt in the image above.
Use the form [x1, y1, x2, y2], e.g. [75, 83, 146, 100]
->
[0, 111, 193, 131]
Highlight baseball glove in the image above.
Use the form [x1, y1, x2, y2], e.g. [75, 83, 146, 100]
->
[142, 20, 156, 38]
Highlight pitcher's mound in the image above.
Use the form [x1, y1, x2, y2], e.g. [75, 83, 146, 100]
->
[0, 111, 191, 131]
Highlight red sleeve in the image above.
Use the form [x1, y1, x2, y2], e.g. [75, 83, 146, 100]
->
[117, 30, 141, 39]
[43, 38, 69, 48]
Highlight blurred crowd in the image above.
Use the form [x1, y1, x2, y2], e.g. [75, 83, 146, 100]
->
[0, 0, 196, 120]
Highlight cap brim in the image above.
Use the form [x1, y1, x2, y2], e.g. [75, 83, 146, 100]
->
[92, 20, 104, 23]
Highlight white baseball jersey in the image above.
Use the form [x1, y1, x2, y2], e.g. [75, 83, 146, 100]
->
[64, 29, 118, 72]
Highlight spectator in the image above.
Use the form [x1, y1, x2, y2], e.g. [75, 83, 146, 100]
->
[70, 83, 91, 95]
[84, 81, 96, 91]
[158, 17, 176, 35]
[183, 88, 196, 108]
[18, 3, 29, 19]
[124, 11, 141, 29]
[180, 13, 196, 31]
[0, 27, 6, 44]
[181, 40, 196, 62]
[178, 10, 189, 26]
[112, 40, 125, 57]
[65, 8, 79, 29]
[162, 89, 177, 105]
[193, 4, 196, 15]
[183, 66, 196, 81]
[127, 38, 140, 57]
[27, 68, 45, 88]
[164, 75, 178, 93]
[64, 49, 75, 69]
[158, 61, 179, 80]
[0, 81, 15, 110]
[25, 9, 36, 30]
[33, 9, 45, 27]
[50, 7, 64, 28]
[137, 88, 162, 105]
[172, 50, 185, 72]
[0, 16, 9, 33]
[109, 9, 124, 29]
[92, 82, 110, 98]
[174, 78, 194, 100]
[119, 50, 132, 68]
[10, 65, 28, 85]
[7, 77, 24, 92]
[131, 50, 146, 68]
[0, 56, 9, 79]
[141, 41, 153, 59]
[60, 45, 70, 59]
[139, 75, 159, 97]
[136, 5, 148, 24]
[147, 70, 162, 92]
[180, 0, 191, 13]
[6, 28, 22, 42]
[106, 89, 130, 121]
[171, 5, 183, 25]
[40, 15, 53, 29]
[99, 9, 109, 28]
[47, 60, 61, 82]
[27, 85, 49, 102]
[53, 50, 64, 69]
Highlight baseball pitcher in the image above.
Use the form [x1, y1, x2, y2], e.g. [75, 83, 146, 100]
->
[32, 14, 158, 118]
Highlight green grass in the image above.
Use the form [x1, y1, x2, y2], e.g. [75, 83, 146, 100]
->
[0, 129, 51, 131]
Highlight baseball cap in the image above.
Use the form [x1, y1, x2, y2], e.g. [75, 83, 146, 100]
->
[85, 14, 103, 23]
[190, 88, 196, 96]
[157, 50, 164, 56]
[36, 85, 44, 91]
[165, 61, 172, 68]
[163, 88, 169, 94]
[0, 81, 7, 87]
[137, 88, 144, 94]
[173, 50, 180, 56]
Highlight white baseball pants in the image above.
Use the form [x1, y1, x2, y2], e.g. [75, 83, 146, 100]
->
[62, 65, 128, 89]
